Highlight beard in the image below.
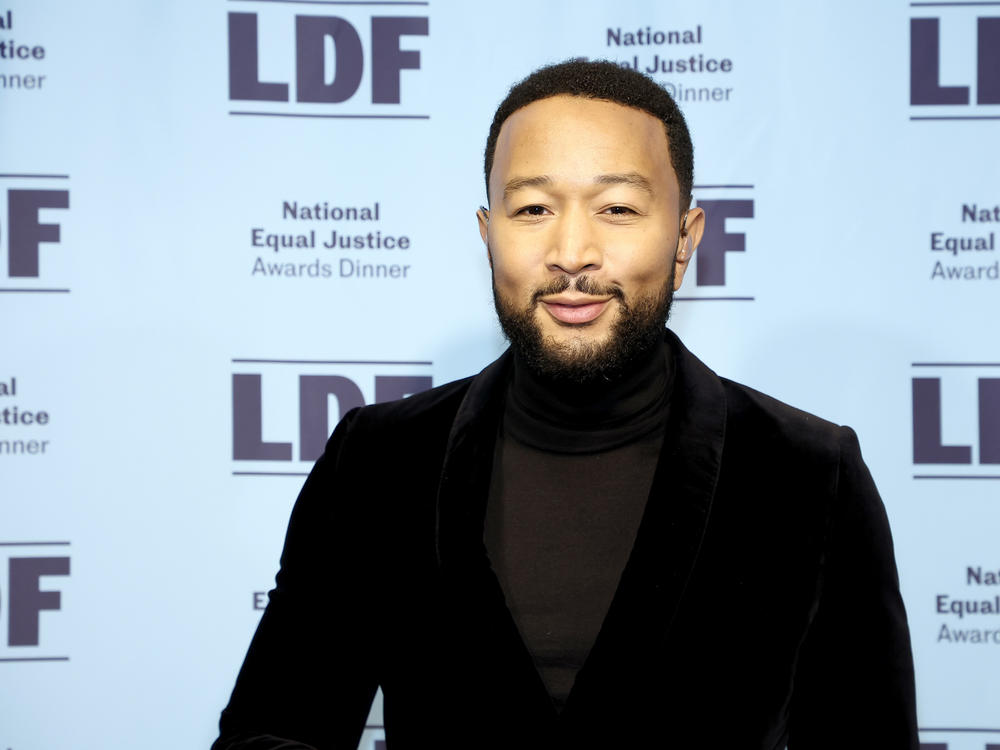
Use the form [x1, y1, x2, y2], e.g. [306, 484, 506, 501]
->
[492, 266, 675, 386]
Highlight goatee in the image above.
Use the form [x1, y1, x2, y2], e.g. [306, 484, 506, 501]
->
[492, 269, 674, 386]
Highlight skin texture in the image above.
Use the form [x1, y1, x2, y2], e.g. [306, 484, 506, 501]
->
[478, 95, 705, 372]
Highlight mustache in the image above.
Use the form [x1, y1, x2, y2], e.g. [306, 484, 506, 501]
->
[531, 275, 626, 305]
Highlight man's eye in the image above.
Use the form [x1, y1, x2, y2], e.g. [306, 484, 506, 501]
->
[605, 205, 635, 215]
[515, 205, 548, 216]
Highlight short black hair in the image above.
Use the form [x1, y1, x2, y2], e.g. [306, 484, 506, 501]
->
[484, 59, 694, 211]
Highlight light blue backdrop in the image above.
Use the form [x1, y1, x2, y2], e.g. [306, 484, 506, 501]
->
[2, 1, 999, 748]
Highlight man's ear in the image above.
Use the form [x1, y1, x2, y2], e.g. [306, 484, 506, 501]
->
[477, 206, 492, 267]
[672, 206, 704, 291]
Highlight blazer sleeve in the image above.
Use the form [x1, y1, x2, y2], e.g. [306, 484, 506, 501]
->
[788, 427, 919, 749]
[212, 407, 379, 750]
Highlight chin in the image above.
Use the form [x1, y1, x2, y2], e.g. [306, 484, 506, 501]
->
[493, 272, 673, 386]
[543, 327, 612, 352]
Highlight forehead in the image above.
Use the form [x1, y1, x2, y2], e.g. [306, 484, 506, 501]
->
[490, 95, 676, 198]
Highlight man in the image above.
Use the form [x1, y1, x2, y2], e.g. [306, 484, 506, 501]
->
[214, 60, 918, 749]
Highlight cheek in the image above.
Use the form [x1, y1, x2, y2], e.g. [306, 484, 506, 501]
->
[491, 261, 532, 302]
[489, 241, 540, 298]
[607, 237, 674, 287]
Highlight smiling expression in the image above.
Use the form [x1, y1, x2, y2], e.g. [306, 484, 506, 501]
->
[480, 95, 704, 377]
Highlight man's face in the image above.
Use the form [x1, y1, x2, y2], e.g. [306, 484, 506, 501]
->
[479, 94, 704, 381]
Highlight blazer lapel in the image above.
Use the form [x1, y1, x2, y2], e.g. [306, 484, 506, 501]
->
[434, 350, 510, 572]
[566, 331, 727, 708]
[432, 351, 559, 724]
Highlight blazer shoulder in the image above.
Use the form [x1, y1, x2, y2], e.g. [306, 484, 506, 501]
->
[345, 374, 473, 437]
[311, 375, 476, 508]
[719, 377, 848, 463]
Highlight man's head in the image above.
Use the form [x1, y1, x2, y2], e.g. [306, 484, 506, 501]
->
[484, 59, 694, 213]
[478, 60, 705, 384]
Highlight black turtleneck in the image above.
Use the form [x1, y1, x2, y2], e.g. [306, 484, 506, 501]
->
[484, 339, 673, 712]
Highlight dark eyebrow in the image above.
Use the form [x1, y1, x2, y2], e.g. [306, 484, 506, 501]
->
[502, 172, 654, 200]
[594, 172, 654, 195]
[503, 175, 553, 200]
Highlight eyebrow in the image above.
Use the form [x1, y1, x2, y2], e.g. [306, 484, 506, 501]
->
[594, 172, 655, 195]
[502, 172, 654, 200]
[503, 175, 553, 200]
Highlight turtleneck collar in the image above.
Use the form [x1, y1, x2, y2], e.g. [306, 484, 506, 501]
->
[503, 335, 674, 455]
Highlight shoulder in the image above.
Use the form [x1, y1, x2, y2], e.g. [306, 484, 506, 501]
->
[330, 376, 474, 458]
[722, 378, 842, 444]
[358, 375, 472, 425]
[709, 380, 878, 551]
[668, 329, 848, 465]
[337, 350, 511, 442]
[715, 376, 861, 481]
[304, 376, 478, 532]
[669, 328, 849, 465]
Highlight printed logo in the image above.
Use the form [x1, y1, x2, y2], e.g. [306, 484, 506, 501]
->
[910, 7, 1000, 120]
[0, 541, 71, 663]
[247, 199, 415, 282]
[227, 1, 429, 119]
[928, 201, 998, 282]
[935, 564, 1000, 648]
[607, 23, 736, 104]
[231, 358, 433, 475]
[911, 362, 1000, 477]
[0, 375, 52, 457]
[679, 185, 754, 302]
[0, 174, 70, 293]
[0, 8, 50, 92]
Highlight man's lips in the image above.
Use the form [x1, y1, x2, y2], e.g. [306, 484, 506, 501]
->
[539, 295, 613, 325]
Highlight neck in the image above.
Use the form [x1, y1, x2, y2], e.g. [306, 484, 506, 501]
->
[504, 336, 672, 454]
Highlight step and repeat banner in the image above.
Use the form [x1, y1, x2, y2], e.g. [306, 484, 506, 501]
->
[2, 1, 998, 748]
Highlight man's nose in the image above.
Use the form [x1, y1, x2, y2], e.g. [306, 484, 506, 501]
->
[545, 208, 603, 275]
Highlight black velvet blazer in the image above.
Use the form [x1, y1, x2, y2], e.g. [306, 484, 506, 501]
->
[213, 331, 918, 749]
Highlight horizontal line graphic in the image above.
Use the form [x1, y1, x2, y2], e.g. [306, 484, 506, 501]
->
[0, 173, 70, 179]
[229, 0, 428, 5]
[233, 358, 433, 365]
[913, 475, 1000, 480]
[0, 656, 69, 662]
[0, 541, 71, 546]
[0, 288, 71, 294]
[911, 2, 1000, 6]
[911, 362, 1000, 367]
[693, 184, 754, 189]
[674, 296, 755, 302]
[233, 471, 310, 477]
[920, 727, 1000, 733]
[230, 111, 430, 119]
[911, 115, 1000, 120]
